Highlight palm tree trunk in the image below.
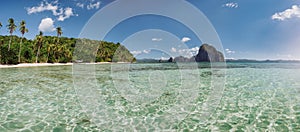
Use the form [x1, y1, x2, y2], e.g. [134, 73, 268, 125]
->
[8, 34, 12, 51]
[36, 45, 41, 63]
[55, 37, 59, 63]
[56, 36, 59, 45]
[46, 52, 49, 63]
[46, 45, 51, 63]
[54, 45, 60, 63]
[55, 52, 59, 63]
[18, 36, 23, 63]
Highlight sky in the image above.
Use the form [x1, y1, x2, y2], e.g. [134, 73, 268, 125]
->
[0, 0, 300, 60]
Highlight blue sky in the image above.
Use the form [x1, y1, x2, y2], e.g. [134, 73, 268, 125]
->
[0, 0, 300, 60]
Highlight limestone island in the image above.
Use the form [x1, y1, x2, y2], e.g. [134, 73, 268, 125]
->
[172, 44, 224, 62]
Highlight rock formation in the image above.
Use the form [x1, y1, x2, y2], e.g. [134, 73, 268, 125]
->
[174, 56, 194, 62]
[195, 44, 224, 62]
[168, 57, 174, 62]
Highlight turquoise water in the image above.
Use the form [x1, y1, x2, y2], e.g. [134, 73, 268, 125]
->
[0, 63, 300, 131]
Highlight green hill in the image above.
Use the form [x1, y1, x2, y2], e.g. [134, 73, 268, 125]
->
[0, 35, 135, 64]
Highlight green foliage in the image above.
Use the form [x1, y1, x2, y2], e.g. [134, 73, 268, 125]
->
[0, 42, 18, 64]
[18, 20, 28, 63]
[7, 18, 17, 51]
[73, 39, 135, 63]
[19, 20, 28, 35]
[7, 18, 17, 34]
[112, 44, 135, 62]
[0, 35, 135, 64]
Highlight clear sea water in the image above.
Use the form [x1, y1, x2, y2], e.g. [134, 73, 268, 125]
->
[0, 62, 300, 131]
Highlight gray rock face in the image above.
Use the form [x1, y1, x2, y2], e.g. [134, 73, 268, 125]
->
[195, 44, 224, 62]
[168, 57, 174, 62]
[174, 56, 191, 62]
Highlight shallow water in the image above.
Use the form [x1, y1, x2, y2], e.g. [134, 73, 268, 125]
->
[0, 63, 300, 131]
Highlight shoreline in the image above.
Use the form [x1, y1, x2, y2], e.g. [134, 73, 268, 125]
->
[0, 62, 128, 68]
[0, 63, 73, 68]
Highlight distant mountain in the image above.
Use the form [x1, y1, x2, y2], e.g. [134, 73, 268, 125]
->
[136, 58, 159, 63]
[225, 59, 300, 63]
[174, 56, 194, 62]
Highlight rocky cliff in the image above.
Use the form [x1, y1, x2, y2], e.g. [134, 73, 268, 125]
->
[195, 44, 224, 62]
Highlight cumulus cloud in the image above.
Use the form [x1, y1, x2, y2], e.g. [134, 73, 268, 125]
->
[272, 5, 300, 21]
[38, 18, 55, 32]
[189, 47, 199, 53]
[171, 47, 177, 52]
[27, 1, 76, 21]
[223, 2, 239, 8]
[225, 48, 235, 54]
[131, 49, 151, 56]
[181, 37, 191, 43]
[131, 50, 142, 56]
[143, 50, 151, 54]
[159, 57, 169, 60]
[27, 1, 59, 15]
[87, 2, 101, 10]
[171, 47, 199, 58]
[76, 3, 84, 8]
[58, 7, 75, 21]
[152, 38, 163, 42]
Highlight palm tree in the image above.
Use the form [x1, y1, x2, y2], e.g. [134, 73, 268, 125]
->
[7, 18, 17, 51]
[46, 43, 52, 63]
[56, 27, 62, 45]
[58, 44, 72, 62]
[18, 20, 28, 63]
[35, 31, 43, 63]
[54, 44, 62, 63]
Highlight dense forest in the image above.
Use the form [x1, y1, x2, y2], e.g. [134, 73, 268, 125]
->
[0, 35, 136, 64]
[0, 18, 135, 64]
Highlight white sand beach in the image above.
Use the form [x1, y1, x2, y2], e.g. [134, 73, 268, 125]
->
[0, 63, 73, 68]
[0, 62, 131, 68]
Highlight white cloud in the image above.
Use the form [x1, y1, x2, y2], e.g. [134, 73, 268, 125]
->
[189, 47, 199, 53]
[27, 1, 59, 15]
[223, 2, 239, 8]
[272, 5, 300, 21]
[171, 47, 177, 52]
[38, 18, 55, 32]
[76, 3, 84, 8]
[226, 57, 236, 60]
[276, 54, 293, 59]
[143, 50, 151, 54]
[181, 37, 191, 43]
[27, 1, 76, 21]
[160, 57, 169, 60]
[152, 38, 163, 42]
[131, 50, 142, 56]
[87, 2, 101, 10]
[58, 7, 75, 21]
[225, 48, 235, 54]
[131, 49, 151, 56]
[172, 47, 199, 58]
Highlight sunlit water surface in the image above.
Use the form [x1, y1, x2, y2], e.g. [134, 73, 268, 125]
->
[0, 63, 300, 131]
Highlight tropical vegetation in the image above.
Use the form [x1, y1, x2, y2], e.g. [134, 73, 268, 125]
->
[18, 20, 28, 63]
[7, 18, 17, 51]
[0, 19, 135, 64]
